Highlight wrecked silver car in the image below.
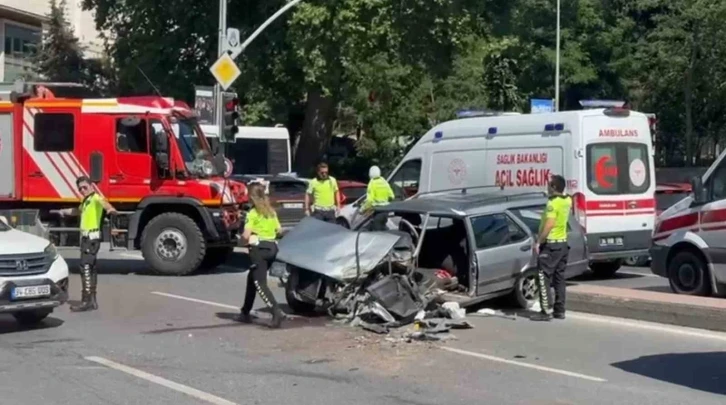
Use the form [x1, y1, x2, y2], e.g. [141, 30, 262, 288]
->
[273, 189, 589, 326]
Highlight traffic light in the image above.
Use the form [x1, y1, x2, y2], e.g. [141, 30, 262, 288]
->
[222, 96, 240, 143]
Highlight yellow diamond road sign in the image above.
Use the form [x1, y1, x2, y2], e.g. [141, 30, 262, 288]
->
[210, 53, 241, 90]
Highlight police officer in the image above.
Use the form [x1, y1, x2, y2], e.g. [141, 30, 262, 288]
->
[362, 165, 394, 231]
[239, 183, 285, 328]
[304, 162, 341, 222]
[55, 176, 117, 312]
[532, 174, 571, 321]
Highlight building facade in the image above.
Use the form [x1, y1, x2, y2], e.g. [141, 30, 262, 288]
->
[0, 0, 103, 82]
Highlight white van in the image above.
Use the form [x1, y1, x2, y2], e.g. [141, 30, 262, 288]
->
[201, 125, 291, 175]
[341, 108, 656, 276]
[650, 152, 726, 297]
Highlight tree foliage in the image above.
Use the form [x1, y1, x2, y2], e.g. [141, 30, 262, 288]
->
[79, 0, 726, 175]
[31, 0, 86, 83]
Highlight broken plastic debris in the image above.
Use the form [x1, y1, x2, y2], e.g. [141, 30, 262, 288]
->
[472, 308, 517, 320]
[442, 302, 466, 320]
[414, 310, 426, 321]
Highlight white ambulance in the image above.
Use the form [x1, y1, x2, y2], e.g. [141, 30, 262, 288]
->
[340, 107, 656, 276]
[650, 152, 726, 297]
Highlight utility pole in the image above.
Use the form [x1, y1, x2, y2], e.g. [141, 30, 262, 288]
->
[555, 0, 561, 112]
[215, 0, 227, 155]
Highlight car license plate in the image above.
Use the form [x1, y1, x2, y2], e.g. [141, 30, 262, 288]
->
[11, 285, 51, 300]
[283, 203, 303, 209]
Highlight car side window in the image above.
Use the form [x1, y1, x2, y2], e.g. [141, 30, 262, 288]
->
[510, 205, 572, 236]
[470, 214, 528, 250]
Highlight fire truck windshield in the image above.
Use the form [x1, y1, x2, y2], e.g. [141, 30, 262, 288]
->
[170, 118, 215, 177]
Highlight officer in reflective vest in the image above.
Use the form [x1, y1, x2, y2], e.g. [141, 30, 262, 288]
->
[56, 176, 117, 312]
[363, 165, 394, 231]
[532, 174, 571, 321]
[304, 162, 341, 222]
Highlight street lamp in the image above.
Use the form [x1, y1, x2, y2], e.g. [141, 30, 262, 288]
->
[555, 0, 560, 112]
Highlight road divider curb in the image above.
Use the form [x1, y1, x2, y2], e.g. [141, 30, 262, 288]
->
[567, 284, 726, 333]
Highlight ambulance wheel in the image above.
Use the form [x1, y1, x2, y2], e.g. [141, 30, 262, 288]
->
[200, 246, 233, 270]
[590, 260, 622, 278]
[142, 213, 205, 276]
[668, 250, 712, 296]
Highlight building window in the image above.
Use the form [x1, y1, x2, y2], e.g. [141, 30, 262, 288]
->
[3, 22, 41, 82]
[34, 113, 75, 152]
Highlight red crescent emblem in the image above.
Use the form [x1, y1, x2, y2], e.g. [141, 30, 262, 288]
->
[595, 156, 618, 188]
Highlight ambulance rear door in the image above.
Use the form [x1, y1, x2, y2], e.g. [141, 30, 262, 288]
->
[581, 109, 655, 258]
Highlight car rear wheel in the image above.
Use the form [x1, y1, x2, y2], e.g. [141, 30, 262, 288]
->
[668, 250, 712, 296]
[13, 309, 52, 326]
[511, 269, 552, 310]
[590, 260, 622, 278]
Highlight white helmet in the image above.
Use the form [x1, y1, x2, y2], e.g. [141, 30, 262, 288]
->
[369, 165, 381, 179]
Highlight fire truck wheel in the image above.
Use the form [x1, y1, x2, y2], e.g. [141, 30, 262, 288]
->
[668, 250, 712, 296]
[141, 213, 205, 276]
[200, 247, 234, 270]
[589, 260, 622, 278]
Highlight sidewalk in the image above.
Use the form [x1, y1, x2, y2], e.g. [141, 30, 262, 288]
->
[568, 284, 726, 332]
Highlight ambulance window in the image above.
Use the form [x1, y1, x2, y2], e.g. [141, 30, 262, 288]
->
[34, 113, 74, 152]
[116, 117, 148, 154]
[710, 164, 726, 200]
[390, 159, 421, 199]
[586, 143, 650, 195]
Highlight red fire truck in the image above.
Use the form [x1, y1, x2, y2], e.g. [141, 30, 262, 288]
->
[0, 81, 247, 276]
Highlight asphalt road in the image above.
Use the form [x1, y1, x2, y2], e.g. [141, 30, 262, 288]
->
[572, 263, 672, 293]
[0, 248, 723, 405]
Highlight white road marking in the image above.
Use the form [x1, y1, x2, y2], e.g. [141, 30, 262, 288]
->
[567, 311, 726, 342]
[441, 347, 607, 383]
[618, 271, 659, 278]
[85, 356, 238, 405]
[151, 292, 238, 310]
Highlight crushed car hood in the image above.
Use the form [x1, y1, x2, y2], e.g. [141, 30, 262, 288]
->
[276, 217, 402, 282]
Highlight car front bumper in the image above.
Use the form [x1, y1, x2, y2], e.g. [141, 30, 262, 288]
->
[0, 277, 68, 314]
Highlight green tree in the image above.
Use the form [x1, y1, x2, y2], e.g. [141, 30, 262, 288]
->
[32, 0, 88, 83]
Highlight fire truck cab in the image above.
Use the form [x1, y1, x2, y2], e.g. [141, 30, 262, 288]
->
[0, 81, 246, 276]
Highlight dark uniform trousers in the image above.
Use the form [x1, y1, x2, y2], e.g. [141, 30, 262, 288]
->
[242, 241, 281, 314]
[537, 242, 569, 315]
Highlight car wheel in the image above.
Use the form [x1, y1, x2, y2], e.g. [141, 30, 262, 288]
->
[13, 309, 52, 326]
[668, 250, 712, 296]
[511, 269, 551, 309]
[141, 213, 206, 276]
[623, 256, 639, 266]
[590, 260, 622, 278]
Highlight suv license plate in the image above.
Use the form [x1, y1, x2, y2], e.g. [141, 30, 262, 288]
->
[12, 285, 51, 300]
[283, 203, 303, 209]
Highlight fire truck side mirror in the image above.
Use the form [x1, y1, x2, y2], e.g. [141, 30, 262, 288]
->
[90, 152, 103, 183]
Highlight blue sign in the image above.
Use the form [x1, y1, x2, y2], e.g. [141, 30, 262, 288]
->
[530, 99, 555, 114]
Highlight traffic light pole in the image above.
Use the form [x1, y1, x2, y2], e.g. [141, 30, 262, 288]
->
[215, 0, 227, 156]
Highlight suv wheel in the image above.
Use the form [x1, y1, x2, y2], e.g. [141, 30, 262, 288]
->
[13, 309, 52, 326]
[668, 250, 712, 296]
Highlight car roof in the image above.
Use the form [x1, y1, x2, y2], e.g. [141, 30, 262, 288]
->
[374, 188, 549, 217]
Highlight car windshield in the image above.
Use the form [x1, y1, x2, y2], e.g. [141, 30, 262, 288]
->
[270, 181, 307, 195]
[656, 192, 689, 211]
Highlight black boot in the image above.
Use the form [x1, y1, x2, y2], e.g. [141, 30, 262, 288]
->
[71, 266, 96, 312]
[90, 270, 99, 310]
[254, 280, 284, 329]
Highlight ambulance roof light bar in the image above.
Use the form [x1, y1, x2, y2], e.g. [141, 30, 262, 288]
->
[456, 109, 522, 118]
[579, 99, 625, 109]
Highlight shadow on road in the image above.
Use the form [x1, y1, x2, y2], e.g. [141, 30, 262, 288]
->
[0, 314, 64, 335]
[612, 352, 726, 395]
[571, 270, 646, 282]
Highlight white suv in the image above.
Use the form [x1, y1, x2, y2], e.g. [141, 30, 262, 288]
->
[0, 216, 69, 325]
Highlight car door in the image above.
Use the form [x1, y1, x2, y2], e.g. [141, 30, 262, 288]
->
[509, 205, 588, 278]
[469, 213, 533, 295]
